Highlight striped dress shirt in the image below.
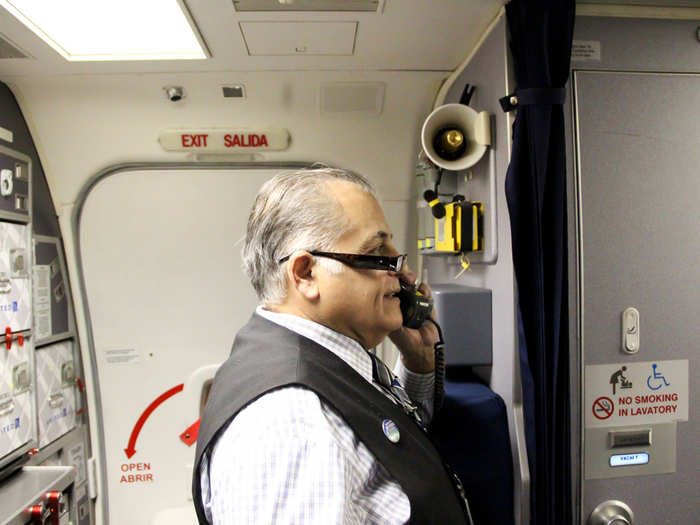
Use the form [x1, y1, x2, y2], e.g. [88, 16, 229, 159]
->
[199, 306, 435, 524]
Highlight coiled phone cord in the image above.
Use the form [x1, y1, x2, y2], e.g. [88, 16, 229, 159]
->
[427, 318, 446, 412]
[426, 318, 474, 525]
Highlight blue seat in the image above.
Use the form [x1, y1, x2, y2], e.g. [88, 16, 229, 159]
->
[430, 379, 515, 525]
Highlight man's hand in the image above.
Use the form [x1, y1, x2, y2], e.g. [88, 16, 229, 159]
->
[388, 282, 438, 374]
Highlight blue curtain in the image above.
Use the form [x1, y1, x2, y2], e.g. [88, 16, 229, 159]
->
[504, 1, 575, 523]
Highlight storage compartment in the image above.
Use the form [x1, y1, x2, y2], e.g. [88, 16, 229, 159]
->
[0, 331, 34, 472]
[36, 340, 76, 448]
[0, 465, 75, 524]
[0, 221, 31, 333]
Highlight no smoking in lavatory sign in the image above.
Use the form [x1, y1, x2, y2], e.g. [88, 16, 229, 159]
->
[585, 360, 688, 428]
[592, 396, 614, 420]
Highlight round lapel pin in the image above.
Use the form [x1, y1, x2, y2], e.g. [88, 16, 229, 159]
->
[382, 419, 400, 443]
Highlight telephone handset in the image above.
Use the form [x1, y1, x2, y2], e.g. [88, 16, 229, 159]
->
[397, 281, 433, 328]
[396, 281, 446, 412]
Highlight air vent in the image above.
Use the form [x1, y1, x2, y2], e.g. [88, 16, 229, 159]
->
[233, 0, 380, 12]
[320, 82, 385, 117]
[0, 34, 29, 59]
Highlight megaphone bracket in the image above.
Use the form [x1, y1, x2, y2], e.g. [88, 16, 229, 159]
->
[423, 168, 459, 219]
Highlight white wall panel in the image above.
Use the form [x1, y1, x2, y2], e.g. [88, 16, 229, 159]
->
[9, 71, 442, 206]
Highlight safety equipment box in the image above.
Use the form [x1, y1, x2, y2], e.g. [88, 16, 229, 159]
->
[36, 339, 77, 448]
[0, 221, 31, 333]
[0, 330, 35, 472]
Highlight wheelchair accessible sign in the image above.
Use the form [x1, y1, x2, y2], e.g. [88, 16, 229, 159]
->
[585, 360, 688, 428]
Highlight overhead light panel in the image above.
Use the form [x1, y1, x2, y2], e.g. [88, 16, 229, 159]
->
[0, 0, 208, 61]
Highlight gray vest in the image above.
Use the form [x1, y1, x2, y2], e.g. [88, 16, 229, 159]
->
[192, 314, 469, 524]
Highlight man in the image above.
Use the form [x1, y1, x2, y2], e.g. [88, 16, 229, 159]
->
[193, 167, 470, 524]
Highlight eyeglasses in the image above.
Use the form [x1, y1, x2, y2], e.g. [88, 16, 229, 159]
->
[278, 251, 406, 272]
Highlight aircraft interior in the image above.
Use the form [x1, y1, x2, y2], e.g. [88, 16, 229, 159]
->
[0, 1, 697, 524]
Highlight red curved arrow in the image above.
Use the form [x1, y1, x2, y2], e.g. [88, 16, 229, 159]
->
[124, 383, 183, 459]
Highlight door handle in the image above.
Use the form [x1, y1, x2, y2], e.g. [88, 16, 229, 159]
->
[588, 500, 634, 525]
[606, 515, 631, 525]
[0, 397, 14, 416]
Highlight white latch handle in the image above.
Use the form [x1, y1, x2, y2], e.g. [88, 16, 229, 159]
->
[0, 169, 13, 197]
[622, 307, 640, 354]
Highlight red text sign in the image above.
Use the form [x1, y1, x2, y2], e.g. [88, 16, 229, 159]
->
[120, 462, 154, 484]
[159, 129, 289, 152]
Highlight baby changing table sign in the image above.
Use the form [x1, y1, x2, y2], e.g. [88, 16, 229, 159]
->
[585, 360, 688, 428]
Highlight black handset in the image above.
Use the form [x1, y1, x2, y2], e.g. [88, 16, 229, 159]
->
[397, 281, 433, 329]
[397, 282, 446, 411]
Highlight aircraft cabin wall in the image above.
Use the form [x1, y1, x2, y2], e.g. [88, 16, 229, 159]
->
[2, 67, 471, 523]
[0, 2, 520, 522]
[0, 83, 95, 524]
[3, 3, 697, 525]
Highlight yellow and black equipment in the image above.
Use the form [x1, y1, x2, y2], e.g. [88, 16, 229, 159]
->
[435, 200, 484, 254]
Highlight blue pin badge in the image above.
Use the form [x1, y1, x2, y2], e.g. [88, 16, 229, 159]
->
[382, 419, 400, 443]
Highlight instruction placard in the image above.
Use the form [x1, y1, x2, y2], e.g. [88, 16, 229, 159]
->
[572, 40, 601, 62]
[585, 360, 688, 428]
[32, 265, 52, 340]
[105, 348, 141, 365]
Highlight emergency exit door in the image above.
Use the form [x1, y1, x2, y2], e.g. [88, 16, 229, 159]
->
[572, 71, 699, 523]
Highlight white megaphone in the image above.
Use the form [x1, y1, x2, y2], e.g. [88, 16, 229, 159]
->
[421, 103, 491, 171]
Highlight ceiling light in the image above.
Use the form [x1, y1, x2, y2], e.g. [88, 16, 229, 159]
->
[0, 0, 208, 61]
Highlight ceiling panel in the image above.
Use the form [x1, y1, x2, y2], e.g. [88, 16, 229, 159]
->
[240, 21, 358, 55]
[0, 0, 504, 77]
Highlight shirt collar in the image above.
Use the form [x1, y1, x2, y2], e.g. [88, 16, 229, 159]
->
[255, 305, 374, 384]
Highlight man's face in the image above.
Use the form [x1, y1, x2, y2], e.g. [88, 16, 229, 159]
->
[314, 181, 414, 349]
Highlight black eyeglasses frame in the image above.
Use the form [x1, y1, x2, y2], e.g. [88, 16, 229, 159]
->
[278, 251, 406, 272]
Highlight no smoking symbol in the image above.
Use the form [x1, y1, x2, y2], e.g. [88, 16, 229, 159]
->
[593, 396, 614, 420]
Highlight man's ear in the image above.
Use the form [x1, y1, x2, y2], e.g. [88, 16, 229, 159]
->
[287, 252, 319, 301]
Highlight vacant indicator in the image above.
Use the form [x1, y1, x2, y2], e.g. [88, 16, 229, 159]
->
[609, 453, 649, 467]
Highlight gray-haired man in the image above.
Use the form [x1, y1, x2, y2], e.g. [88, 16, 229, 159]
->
[193, 167, 470, 524]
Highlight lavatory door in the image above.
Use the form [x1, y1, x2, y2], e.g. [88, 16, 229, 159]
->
[572, 70, 698, 524]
